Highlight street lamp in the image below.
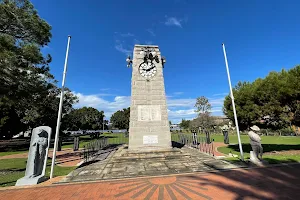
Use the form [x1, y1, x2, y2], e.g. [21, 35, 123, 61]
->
[161, 56, 166, 68]
[126, 55, 132, 68]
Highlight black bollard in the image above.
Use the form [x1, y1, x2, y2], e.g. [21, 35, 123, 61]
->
[205, 130, 211, 144]
[58, 137, 62, 151]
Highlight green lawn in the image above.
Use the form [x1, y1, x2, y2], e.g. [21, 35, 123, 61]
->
[216, 135, 300, 164]
[0, 158, 75, 187]
[210, 134, 300, 144]
[0, 134, 128, 158]
[0, 133, 129, 187]
[0, 151, 28, 157]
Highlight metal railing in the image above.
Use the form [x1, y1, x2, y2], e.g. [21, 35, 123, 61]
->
[82, 137, 108, 162]
[82, 133, 129, 163]
[172, 133, 214, 156]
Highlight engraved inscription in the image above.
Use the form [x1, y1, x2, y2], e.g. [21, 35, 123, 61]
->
[143, 135, 158, 144]
[138, 105, 161, 121]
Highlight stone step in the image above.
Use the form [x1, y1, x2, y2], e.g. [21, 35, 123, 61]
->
[123, 148, 182, 157]
[112, 153, 191, 162]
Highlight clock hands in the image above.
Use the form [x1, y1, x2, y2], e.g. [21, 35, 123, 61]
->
[145, 65, 156, 72]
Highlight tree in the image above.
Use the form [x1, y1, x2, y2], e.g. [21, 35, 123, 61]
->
[223, 81, 261, 130]
[110, 107, 130, 130]
[190, 97, 214, 130]
[195, 96, 211, 115]
[223, 65, 300, 130]
[0, 0, 78, 138]
[61, 107, 105, 131]
[179, 119, 190, 129]
[189, 113, 214, 130]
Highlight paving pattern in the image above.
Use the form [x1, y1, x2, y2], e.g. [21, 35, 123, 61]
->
[60, 145, 241, 183]
[1, 164, 300, 200]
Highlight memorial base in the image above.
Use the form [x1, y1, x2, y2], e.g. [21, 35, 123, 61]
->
[16, 175, 48, 186]
[249, 151, 268, 167]
[113, 146, 190, 162]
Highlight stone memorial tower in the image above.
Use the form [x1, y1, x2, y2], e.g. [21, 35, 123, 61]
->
[128, 45, 171, 150]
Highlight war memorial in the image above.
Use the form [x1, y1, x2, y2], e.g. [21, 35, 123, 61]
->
[57, 45, 238, 184]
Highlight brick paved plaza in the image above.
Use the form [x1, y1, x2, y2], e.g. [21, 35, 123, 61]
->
[1, 164, 300, 200]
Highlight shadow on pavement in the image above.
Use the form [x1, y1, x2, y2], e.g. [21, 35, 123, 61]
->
[171, 141, 185, 148]
[181, 163, 300, 200]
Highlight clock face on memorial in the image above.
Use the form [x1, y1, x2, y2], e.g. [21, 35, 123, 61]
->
[139, 62, 157, 79]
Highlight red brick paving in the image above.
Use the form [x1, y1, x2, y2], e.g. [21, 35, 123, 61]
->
[1, 164, 300, 200]
[213, 142, 227, 156]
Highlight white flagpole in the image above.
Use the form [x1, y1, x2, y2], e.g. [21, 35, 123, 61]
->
[222, 43, 244, 161]
[50, 35, 72, 178]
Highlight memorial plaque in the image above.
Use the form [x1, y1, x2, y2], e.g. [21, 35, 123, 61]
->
[138, 105, 161, 121]
[143, 135, 158, 144]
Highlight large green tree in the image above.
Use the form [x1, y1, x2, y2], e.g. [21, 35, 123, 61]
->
[61, 107, 105, 131]
[0, 0, 78, 138]
[110, 107, 130, 130]
[223, 66, 300, 130]
[179, 119, 190, 129]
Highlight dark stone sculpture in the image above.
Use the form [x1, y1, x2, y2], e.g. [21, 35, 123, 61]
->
[16, 126, 52, 186]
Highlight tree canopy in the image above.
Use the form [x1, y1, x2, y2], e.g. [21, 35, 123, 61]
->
[110, 107, 130, 130]
[0, 0, 78, 138]
[179, 119, 190, 129]
[61, 107, 105, 131]
[223, 66, 300, 130]
[190, 96, 214, 130]
[195, 96, 211, 115]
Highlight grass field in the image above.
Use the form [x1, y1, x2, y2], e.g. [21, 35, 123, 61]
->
[210, 134, 300, 144]
[0, 158, 75, 187]
[214, 135, 300, 164]
[0, 133, 126, 187]
[0, 151, 28, 157]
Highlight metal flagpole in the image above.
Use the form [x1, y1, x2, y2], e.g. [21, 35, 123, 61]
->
[222, 43, 244, 161]
[50, 35, 72, 178]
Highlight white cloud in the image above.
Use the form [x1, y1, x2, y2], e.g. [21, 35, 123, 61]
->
[146, 29, 156, 36]
[115, 43, 132, 55]
[165, 17, 182, 28]
[73, 92, 225, 123]
[167, 98, 195, 108]
[167, 96, 225, 123]
[74, 93, 131, 118]
[208, 98, 225, 107]
[168, 109, 196, 123]
[96, 93, 115, 97]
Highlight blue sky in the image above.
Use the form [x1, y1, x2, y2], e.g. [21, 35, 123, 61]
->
[32, 0, 300, 123]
